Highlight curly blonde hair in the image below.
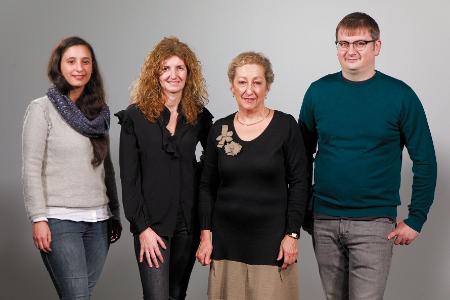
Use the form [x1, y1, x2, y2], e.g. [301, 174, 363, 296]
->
[227, 51, 274, 89]
[131, 37, 208, 124]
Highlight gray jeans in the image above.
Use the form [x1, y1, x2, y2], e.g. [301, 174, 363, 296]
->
[313, 218, 395, 300]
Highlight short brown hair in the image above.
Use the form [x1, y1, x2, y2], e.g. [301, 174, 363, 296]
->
[336, 12, 380, 41]
[227, 51, 274, 89]
[131, 37, 208, 124]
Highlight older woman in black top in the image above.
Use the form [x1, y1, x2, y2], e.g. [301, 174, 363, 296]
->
[116, 37, 212, 300]
[196, 52, 309, 300]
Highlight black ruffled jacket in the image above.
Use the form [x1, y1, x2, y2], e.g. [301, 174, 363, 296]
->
[115, 105, 213, 236]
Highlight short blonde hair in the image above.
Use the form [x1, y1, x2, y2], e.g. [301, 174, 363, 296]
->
[227, 51, 274, 89]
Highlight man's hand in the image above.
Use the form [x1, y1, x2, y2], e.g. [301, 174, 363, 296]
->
[387, 220, 419, 245]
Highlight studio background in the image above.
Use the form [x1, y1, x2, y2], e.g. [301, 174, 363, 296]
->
[1, 0, 449, 299]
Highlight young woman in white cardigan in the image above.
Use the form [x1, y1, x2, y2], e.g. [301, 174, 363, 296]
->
[22, 36, 121, 300]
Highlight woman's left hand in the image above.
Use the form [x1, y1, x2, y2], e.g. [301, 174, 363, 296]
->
[108, 219, 122, 244]
[277, 235, 299, 270]
[196, 230, 213, 266]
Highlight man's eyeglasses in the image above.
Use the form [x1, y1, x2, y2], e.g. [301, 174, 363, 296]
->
[335, 40, 377, 51]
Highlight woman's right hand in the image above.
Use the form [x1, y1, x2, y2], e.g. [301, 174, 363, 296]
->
[32, 221, 52, 253]
[139, 227, 167, 268]
[196, 230, 213, 265]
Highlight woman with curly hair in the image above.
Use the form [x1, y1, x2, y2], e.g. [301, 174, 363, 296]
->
[116, 37, 213, 300]
[22, 36, 121, 299]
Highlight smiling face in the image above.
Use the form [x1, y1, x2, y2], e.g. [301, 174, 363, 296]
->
[60, 45, 92, 91]
[231, 64, 268, 112]
[159, 55, 187, 97]
[337, 28, 381, 81]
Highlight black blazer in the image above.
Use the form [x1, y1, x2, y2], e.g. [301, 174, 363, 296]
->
[115, 105, 213, 236]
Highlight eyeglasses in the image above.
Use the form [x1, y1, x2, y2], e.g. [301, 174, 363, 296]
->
[335, 40, 377, 51]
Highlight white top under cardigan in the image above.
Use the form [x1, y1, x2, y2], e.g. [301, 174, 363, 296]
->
[33, 205, 111, 223]
[22, 96, 115, 222]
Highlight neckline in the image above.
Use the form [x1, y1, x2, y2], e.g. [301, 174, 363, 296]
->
[161, 106, 186, 137]
[339, 70, 379, 86]
[230, 110, 278, 143]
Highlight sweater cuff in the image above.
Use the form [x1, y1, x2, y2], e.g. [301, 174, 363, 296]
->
[30, 212, 48, 223]
[134, 217, 149, 234]
[200, 215, 211, 230]
[285, 226, 300, 235]
[32, 216, 48, 223]
[404, 216, 426, 233]
[109, 207, 121, 222]
[285, 218, 302, 235]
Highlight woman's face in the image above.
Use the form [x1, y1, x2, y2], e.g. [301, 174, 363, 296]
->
[231, 64, 268, 112]
[60, 45, 93, 90]
[159, 55, 187, 96]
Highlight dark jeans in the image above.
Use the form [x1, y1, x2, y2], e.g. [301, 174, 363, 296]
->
[134, 212, 198, 300]
[41, 219, 109, 300]
[313, 218, 394, 300]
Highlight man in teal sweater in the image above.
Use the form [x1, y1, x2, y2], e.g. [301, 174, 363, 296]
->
[299, 12, 437, 300]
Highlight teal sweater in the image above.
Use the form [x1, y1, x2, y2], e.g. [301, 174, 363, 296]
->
[299, 71, 437, 232]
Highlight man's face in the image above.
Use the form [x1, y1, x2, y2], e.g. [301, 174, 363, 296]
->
[336, 28, 381, 79]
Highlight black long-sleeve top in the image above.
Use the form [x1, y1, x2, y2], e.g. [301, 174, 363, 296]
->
[198, 111, 309, 265]
[116, 105, 213, 236]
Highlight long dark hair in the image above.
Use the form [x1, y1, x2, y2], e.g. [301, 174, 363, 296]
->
[47, 36, 108, 167]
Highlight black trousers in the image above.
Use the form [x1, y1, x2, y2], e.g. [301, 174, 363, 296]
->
[134, 210, 198, 300]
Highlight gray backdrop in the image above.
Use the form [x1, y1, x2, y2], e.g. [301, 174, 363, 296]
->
[1, 0, 449, 299]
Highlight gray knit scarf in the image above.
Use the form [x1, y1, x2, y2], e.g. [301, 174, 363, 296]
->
[47, 86, 110, 138]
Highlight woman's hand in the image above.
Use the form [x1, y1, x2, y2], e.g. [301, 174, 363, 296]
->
[277, 235, 299, 270]
[108, 219, 122, 244]
[196, 230, 213, 265]
[139, 227, 167, 268]
[32, 221, 52, 253]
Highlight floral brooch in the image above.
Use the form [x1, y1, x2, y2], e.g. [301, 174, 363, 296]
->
[216, 125, 242, 156]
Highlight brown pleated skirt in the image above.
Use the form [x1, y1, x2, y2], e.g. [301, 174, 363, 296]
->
[208, 259, 299, 300]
